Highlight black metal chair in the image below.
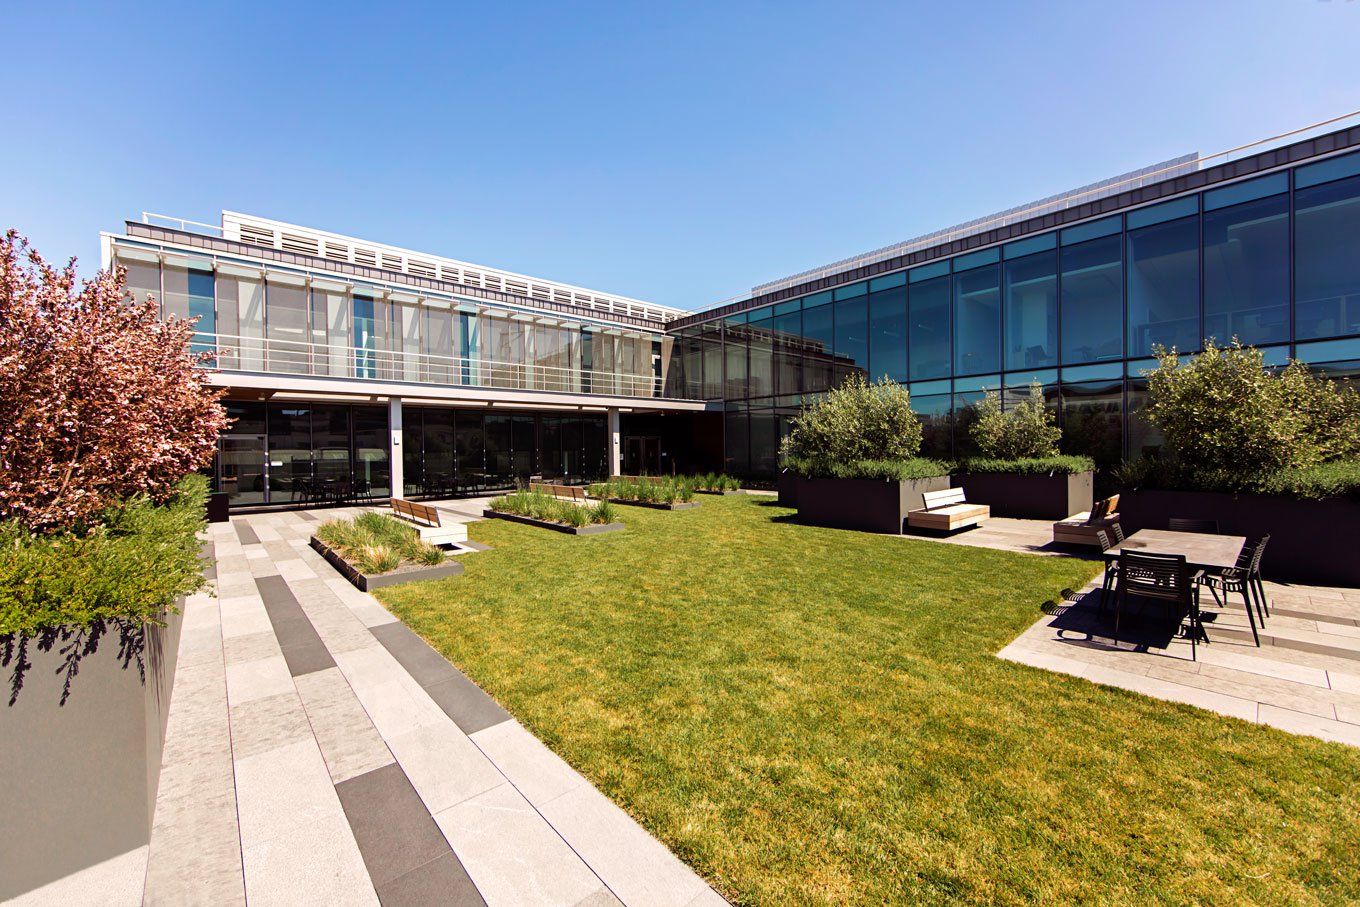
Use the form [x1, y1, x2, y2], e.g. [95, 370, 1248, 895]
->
[1200, 535, 1269, 647]
[1169, 518, 1219, 534]
[1116, 550, 1205, 659]
[1096, 527, 1121, 609]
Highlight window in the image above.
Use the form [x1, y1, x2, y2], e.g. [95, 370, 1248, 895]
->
[1061, 380, 1123, 467]
[771, 308, 802, 396]
[724, 410, 749, 475]
[802, 301, 834, 393]
[1296, 173, 1360, 340]
[423, 307, 455, 384]
[723, 324, 748, 398]
[1127, 211, 1200, 357]
[1203, 191, 1289, 346]
[701, 322, 724, 399]
[908, 274, 950, 380]
[833, 285, 869, 379]
[352, 405, 390, 499]
[353, 294, 378, 378]
[867, 275, 908, 383]
[1004, 250, 1058, 370]
[1061, 234, 1122, 363]
[954, 263, 1001, 375]
[747, 313, 774, 398]
[266, 277, 309, 373]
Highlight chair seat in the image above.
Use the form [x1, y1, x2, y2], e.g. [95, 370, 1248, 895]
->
[907, 503, 990, 531]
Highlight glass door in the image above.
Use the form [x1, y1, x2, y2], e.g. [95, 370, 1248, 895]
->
[219, 402, 267, 506]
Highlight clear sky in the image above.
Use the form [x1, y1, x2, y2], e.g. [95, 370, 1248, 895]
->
[3, 1, 1358, 311]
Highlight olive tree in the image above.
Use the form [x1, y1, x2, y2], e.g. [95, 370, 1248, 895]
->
[780, 375, 922, 473]
[968, 383, 1060, 460]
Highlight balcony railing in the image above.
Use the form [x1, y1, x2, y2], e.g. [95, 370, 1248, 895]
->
[196, 332, 665, 398]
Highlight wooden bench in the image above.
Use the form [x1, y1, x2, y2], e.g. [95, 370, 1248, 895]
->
[528, 482, 588, 502]
[1051, 494, 1121, 547]
[907, 488, 991, 533]
[389, 497, 468, 546]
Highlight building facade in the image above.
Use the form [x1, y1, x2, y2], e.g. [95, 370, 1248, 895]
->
[103, 120, 1360, 506]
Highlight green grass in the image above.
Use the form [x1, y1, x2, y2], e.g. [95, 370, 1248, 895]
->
[377, 496, 1360, 905]
[315, 512, 445, 574]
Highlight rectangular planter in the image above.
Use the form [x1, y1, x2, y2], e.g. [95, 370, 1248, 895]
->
[482, 510, 625, 535]
[796, 475, 951, 534]
[1116, 489, 1360, 586]
[777, 469, 799, 507]
[309, 537, 464, 592]
[0, 609, 183, 900]
[605, 498, 700, 510]
[694, 489, 744, 496]
[954, 471, 1093, 520]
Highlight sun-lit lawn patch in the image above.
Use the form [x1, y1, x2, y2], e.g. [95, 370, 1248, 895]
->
[377, 496, 1360, 905]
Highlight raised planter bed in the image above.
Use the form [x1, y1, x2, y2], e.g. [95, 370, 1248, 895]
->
[0, 608, 183, 900]
[777, 469, 799, 507]
[482, 510, 626, 535]
[1116, 489, 1360, 586]
[796, 475, 951, 534]
[953, 471, 1093, 520]
[604, 498, 700, 510]
[694, 489, 744, 496]
[309, 536, 464, 592]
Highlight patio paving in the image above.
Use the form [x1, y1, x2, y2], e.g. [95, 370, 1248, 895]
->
[908, 518, 1360, 747]
[138, 501, 727, 906]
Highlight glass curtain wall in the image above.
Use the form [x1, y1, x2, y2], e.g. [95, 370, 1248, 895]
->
[867, 274, 908, 383]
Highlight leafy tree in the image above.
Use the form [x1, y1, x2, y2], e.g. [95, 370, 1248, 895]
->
[967, 383, 1061, 460]
[780, 374, 923, 473]
[0, 231, 229, 532]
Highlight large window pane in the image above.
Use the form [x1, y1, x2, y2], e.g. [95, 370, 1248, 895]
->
[267, 405, 311, 503]
[749, 410, 778, 477]
[868, 282, 908, 383]
[455, 411, 487, 492]
[701, 323, 724, 399]
[724, 410, 749, 476]
[1004, 251, 1057, 370]
[772, 310, 803, 396]
[1061, 234, 1122, 363]
[913, 392, 953, 459]
[908, 275, 950, 380]
[747, 317, 774, 398]
[1296, 173, 1360, 340]
[218, 401, 265, 506]
[1127, 213, 1200, 357]
[1203, 193, 1289, 346]
[802, 303, 834, 393]
[266, 278, 309, 373]
[723, 326, 748, 399]
[353, 294, 378, 378]
[352, 405, 390, 499]
[1061, 380, 1123, 467]
[954, 264, 1001, 375]
[833, 295, 869, 377]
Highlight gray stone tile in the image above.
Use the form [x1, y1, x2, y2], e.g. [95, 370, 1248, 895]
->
[335, 763, 452, 888]
[229, 690, 315, 760]
[371, 621, 462, 686]
[377, 852, 486, 907]
[294, 667, 395, 784]
[470, 719, 588, 807]
[386, 722, 504, 814]
[223, 629, 282, 666]
[8, 845, 148, 907]
[241, 818, 377, 907]
[225, 654, 295, 705]
[234, 521, 261, 546]
[256, 576, 336, 676]
[575, 888, 627, 907]
[370, 622, 511, 734]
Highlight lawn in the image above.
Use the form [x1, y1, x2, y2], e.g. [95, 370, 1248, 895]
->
[377, 495, 1360, 905]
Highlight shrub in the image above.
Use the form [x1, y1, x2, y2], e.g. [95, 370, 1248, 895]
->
[1116, 455, 1360, 500]
[785, 455, 952, 482]
[1142, 340, 1360, 481]
[961, 455, 1095, 476]
[967, 383, 1061, 461]
[589, 476, 693, 504]
[0, 231, 229, 533]
[780, 375, 923, 475]
[315, 511, 446, 574]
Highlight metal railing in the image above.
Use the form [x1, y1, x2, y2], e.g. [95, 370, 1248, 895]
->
[196, 332, 665, 398]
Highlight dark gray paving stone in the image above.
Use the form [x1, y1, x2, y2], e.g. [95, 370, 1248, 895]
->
[297, 509, 321, 522]
[376, 852, 486, 907]
[255, 575, 336, 676]
[235, 521, 261, 546]
[335, 763, 455, 890]
[370, 623, 510, 735]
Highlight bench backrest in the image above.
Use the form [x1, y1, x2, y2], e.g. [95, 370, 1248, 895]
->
[391, 497, 441, 528]
[921, 488, 967, 510]
[530, 482, 585, 501]
[1087, 494, 1120, 523]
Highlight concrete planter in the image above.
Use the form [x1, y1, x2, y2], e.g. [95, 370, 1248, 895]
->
[309, 537, 464, 591]
[483, 510, 625, 535]
[605, 498, 700, 510]
[954, 471, 1093, 520]
[777, 469, 799, 507]
[1116, 489, 1360, 586]
[0, 609, 183, 900]
[796, 475, 951, 534]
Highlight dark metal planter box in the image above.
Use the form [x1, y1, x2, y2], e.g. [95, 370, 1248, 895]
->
[482, 510, 626, 535]
[796, 475, 951, 534]
[777, 469, 799, 506]
[206, 491, 231, 523]
[309, 537, 464, 591]
[1116, 489, 1360, 586]
[954, 471, 1093, 520]
[0, 608, 183, 900]
[605, 498, 700, 510]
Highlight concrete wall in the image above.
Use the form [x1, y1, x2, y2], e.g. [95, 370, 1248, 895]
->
[0, 609, 183, 900]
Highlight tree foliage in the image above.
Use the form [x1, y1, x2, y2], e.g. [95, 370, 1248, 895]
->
[1143, 340, 1360, 481]
[779, 375, 923, 474]
[0, 231, 229, 532]
[967, 383, 1061, 460]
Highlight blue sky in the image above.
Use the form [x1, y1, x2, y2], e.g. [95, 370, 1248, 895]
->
[3, 1, 1358, 311]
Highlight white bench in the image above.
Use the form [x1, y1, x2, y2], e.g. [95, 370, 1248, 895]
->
[907, 488, 990, 533]
[390, 498, 468, 546]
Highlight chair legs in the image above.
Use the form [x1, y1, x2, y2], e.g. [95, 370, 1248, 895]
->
[1240, 586, 1260, 648]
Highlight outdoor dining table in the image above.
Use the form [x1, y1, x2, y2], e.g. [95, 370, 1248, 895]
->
[1107, 528, 1246, 572]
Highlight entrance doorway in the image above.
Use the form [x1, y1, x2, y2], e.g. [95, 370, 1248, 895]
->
[623, 436, 662, 475]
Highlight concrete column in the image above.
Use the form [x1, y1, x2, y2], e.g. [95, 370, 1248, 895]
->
[388, 396, 403, 499]
[607, 407, 621, 478]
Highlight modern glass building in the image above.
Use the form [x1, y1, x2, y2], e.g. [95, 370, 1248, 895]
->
[104, 118, 1360, 505]
[668, 121, 1360, 477]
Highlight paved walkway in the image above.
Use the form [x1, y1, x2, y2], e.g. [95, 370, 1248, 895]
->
[907, 519, 1360, 747]
[140, 504, 726, 906]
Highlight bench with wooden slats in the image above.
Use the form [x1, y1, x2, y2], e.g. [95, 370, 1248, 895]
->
[528, 482, 587, 501]
[906, 487, 991, 532]
[1051, 494, 1121, 547]
[389, 497, 467, 546]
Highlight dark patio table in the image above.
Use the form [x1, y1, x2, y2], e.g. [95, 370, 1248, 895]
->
[1107, 528, 1246, 572]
